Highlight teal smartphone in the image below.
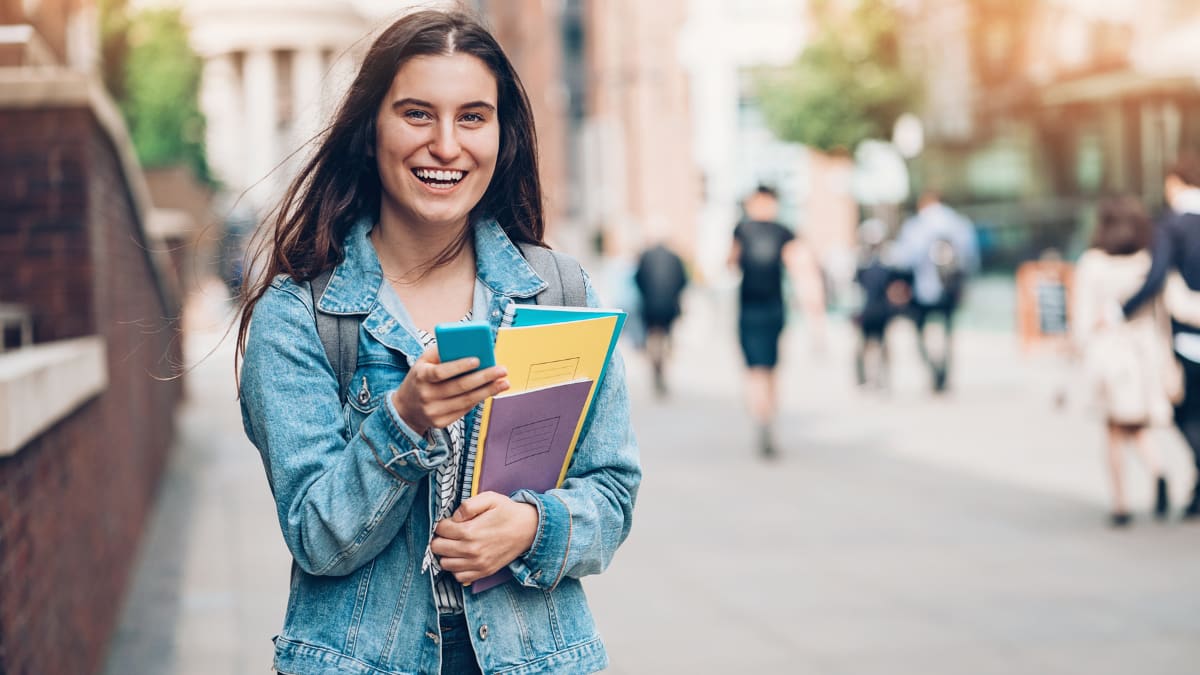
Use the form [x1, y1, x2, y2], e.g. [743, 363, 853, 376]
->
[434, 321, 495, 371]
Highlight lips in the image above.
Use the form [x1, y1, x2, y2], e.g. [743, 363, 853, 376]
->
[412, 168, 466, 188]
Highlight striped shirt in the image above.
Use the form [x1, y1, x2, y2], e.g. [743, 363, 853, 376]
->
[416, 324, 469, 614]
[375, 279, 484, 614]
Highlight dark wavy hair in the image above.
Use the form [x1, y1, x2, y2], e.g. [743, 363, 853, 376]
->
[1092, 195, 1151, 256]
[236, 9, 544, 356]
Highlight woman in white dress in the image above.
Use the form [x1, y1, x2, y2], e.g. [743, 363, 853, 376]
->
[1073, 196, 1177, 526]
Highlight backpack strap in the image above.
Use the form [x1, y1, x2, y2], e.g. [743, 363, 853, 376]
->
[518, 242, 587, 307]
[311, 270, 359, 406]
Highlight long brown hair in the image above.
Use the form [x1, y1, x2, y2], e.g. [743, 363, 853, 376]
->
[236, 9, 545, 356]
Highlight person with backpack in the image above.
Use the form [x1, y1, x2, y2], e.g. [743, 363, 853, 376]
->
[894, 190, 979, 392]
[729, 185, 824, 458]
[633, 239, 688, 397]
[234, 10, 641, 675]
[852, 218, 908, 391]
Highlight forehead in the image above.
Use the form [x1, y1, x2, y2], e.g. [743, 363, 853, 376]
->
[386, 53, 498, 103]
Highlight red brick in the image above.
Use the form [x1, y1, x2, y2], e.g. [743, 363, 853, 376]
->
[0, 106, 182, 674]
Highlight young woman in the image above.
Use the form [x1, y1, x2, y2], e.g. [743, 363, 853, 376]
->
[1073, 196, 1173, 527]
[236, 11, 641, 674]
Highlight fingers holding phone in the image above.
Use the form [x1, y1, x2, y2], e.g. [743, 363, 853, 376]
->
[391, 322, 507, 434]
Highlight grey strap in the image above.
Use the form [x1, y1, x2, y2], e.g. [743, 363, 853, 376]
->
[518, 243, 587, 307]
[311, 270, 358, 406]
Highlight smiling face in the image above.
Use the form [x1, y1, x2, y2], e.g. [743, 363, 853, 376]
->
[374, 52, 500, 233]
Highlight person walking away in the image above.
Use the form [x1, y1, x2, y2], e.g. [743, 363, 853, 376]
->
[634, 239, 688, 397]
[235, 10, 641, 674]
[852, 218, 907, 391]
[894, 190, 979, 393]
[1119, 151, 1200, 519]
[729, 185, 823, 458]
[1073, 196, 1175, 527]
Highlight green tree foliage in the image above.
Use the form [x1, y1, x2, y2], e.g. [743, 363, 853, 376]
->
[101, 3, 211, 183]
[757, 0, 917, 154]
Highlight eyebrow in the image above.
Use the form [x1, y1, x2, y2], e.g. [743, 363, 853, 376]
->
[392, 98, 496, 112]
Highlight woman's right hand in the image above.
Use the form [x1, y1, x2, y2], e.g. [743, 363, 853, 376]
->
[391, 346, 509, 436]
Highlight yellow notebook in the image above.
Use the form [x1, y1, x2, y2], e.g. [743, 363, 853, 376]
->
[471, 315, 619, 495]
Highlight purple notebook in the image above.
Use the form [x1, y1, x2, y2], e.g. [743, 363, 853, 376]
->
[469, 378, 593, 593]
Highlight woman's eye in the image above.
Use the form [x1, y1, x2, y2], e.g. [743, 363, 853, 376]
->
[460, 113, 485, 124]
[404, 109, 432, 121]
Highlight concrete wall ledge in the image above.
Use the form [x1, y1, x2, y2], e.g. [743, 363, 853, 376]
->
[0, 337, 108, 456]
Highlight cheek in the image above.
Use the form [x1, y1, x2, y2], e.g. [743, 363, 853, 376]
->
[477, 132, 501, 173]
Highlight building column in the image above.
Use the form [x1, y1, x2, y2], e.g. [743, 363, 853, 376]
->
[199, 52, 241, 189]
[242, 48, 278, 212]
[291, 47, 325, 156]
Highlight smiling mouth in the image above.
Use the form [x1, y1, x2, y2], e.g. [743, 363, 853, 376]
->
[412, 168, 466, 189]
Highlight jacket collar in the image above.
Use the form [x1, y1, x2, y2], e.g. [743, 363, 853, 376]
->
[315, 216, 547, 316]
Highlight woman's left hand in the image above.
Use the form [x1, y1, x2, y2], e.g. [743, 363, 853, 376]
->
[431, 492, 538, 585]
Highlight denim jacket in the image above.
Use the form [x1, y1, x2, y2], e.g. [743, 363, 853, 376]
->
[240, 218, 641, 675]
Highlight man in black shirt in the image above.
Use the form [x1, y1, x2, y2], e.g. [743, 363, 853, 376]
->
[1121, 152, 1200, 518]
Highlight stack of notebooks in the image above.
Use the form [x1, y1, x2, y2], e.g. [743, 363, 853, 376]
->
[469, 305, 626, 592]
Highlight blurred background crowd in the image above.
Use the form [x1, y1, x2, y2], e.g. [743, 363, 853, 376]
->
[3, 0, 1200, 673]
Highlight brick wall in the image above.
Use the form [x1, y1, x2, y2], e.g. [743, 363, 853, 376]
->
[0, 104, 183, 675]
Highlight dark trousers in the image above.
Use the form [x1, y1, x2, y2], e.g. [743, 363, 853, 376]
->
[1174, 358, 1200, 496]
[912, 301, 956, 392]
[440, 613, 482, 675]
[855, 317, 890, 389]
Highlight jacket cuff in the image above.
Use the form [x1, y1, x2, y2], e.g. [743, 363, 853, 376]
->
[509, 489, 572, 589]
[359, 389, 449, 483]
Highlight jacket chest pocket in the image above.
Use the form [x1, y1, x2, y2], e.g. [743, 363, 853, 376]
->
[345, 362, 408, 432]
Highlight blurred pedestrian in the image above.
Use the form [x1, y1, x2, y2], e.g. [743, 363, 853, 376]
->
[634, 239, 688, 397]
[852, 218, 907, 391]
[729, 185, 823, 458]
[894, 190, 980, 393]
[1120, 151, 1200, 519]
[1073, 195, 1174, 527]
[235, 10, 640, 675]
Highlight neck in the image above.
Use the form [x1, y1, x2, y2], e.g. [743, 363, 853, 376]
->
[372, 214, 474, 285]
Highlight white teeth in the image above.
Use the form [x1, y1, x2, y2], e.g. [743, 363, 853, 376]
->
[415, 169, 464, 183]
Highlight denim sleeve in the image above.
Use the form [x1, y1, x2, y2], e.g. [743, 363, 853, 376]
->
[239, 282, 447, 577]
[507, 276, 643, 590]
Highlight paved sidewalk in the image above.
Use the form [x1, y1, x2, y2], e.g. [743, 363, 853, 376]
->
[104, 284, 1200, 674]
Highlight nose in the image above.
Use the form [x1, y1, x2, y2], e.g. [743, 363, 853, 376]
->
[428, 120, 461, 162]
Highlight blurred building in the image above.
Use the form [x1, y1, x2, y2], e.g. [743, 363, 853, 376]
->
[0, 0, 183, 672]
[900, 0, 1200, 266]
[182, 0, 370, 214]
[584, 0, 700, 265]
[477, 0, 573, 245]
[678, 0, 818, 279]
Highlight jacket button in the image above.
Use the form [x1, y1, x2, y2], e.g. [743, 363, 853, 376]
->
[479, 624, 489, 640]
